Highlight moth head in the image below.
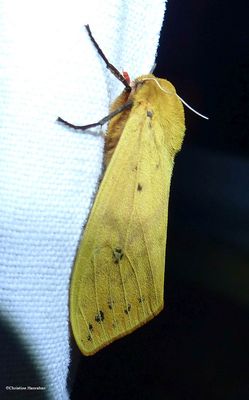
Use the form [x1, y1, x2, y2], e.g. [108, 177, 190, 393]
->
[131, 74, 186, 153]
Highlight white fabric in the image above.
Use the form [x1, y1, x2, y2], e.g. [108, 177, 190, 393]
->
[0, 0, 166, 398]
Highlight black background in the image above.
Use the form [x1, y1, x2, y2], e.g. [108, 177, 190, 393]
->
[71, 1, 249, 399]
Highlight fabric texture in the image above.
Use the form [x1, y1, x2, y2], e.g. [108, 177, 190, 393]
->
[0, 0, 166, 398]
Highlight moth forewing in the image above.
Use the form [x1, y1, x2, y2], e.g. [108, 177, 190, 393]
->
[70, 76, 185, 355]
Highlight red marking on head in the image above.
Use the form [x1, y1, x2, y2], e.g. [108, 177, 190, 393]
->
[122, 71, 130, 85]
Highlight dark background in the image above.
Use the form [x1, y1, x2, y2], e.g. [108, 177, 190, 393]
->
[71, 1, 249, 399]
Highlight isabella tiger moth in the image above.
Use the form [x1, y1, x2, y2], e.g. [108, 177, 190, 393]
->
[58, 26, 188, 356]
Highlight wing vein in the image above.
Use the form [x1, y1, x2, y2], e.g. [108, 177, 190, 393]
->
[125, 252, 147, 319]
[79, 304, 98, 347]
[137, 206, 159, 308]
[107, 266, 119, 334]
[92, 255, 110, 341]
[118, 261, 133, 328]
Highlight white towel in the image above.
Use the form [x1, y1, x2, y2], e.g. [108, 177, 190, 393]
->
[0, 0, 166, 398]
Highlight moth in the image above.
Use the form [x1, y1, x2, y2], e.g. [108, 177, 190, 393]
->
[58, 25, 206, 355]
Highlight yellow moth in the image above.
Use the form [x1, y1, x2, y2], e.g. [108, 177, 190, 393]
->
[58, 26, 206, 356]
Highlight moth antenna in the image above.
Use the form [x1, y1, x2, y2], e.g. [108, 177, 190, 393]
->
[85, 25, 131, 92]
[142, 77, 209, 120]
[174, 93, 209, 120]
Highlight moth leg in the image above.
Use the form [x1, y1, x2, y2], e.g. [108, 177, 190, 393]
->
[85, 25, 131, 92]
[57, 100, 133, 131]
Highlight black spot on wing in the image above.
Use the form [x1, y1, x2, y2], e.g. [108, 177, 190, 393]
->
[138, 296, 145, 303]
[137, 183, 143, 191]
[147, 110, 153, 118]
[113, 247, 124, 264]
[124, 304, 131, 315]
[108, 298, 114, 310]
[95, 310, 104, 323]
